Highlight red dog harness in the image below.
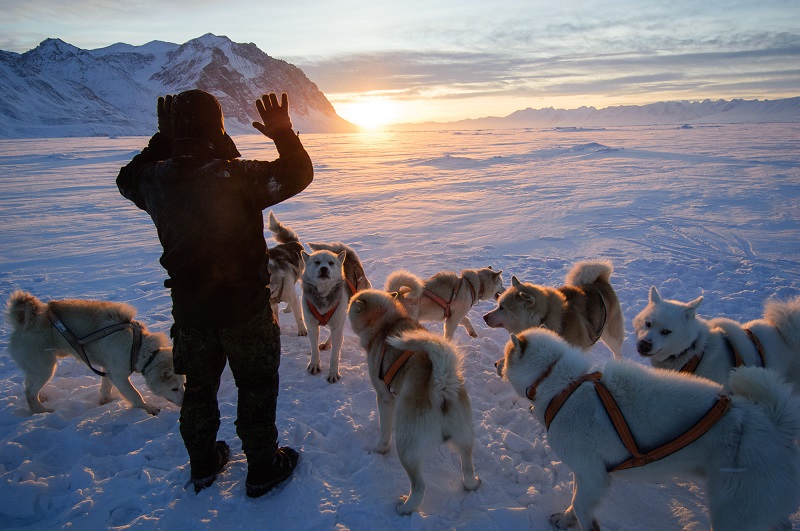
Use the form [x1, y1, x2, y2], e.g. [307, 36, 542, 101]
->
[306, 299, 339, 326]
[530, 366, 732, 472]
[423, 277, 477, 319]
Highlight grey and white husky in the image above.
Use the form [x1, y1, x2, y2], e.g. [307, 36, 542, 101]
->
[301, 248, 350, 383]
[307, 241, 372, 296]
[385, 267, 504, 339]
[266, 211, 306, 336]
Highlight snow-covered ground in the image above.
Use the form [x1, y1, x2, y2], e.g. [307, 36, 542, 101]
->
[1, 123, 799, 530]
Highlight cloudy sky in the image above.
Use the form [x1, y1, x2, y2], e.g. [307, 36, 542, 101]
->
[2, 0, 798, 126]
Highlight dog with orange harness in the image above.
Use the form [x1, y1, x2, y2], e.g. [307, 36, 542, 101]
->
[348, 289, 480, 515]
[385, 267, 504, 339]
[497, 327, 800, 531]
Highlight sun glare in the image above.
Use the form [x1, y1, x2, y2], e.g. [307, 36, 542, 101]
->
[335, 98, 400, 130]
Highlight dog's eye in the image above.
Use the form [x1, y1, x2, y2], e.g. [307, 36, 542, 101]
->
[314, 260, 321, 265]
[172, 387, 180, 392]
[645, 321, 652, 328]
[328, 261, 334, 266]
[660, 329, 672, 336]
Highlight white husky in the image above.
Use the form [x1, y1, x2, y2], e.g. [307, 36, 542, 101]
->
[266, 211, 306, 336]
[348, 289, 480, 515]
[301, 249, 350, 383]
[634, 286, 800, 391]
[385, 267, 504, 339]
[5, 290, 184, 415]
[497, 327, 800, 531]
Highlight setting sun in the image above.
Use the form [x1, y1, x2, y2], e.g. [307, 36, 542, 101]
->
[333, 97, 402, 130]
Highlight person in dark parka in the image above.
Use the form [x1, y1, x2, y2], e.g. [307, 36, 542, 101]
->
[117, 89, 313, 497]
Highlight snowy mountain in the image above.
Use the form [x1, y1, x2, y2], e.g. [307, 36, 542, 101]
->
[0, 34, 358, 138]
[392, 96, 800, 131]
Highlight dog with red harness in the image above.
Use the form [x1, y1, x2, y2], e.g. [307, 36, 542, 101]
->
[301, 248, 351, 383]
[497, 327, 800, 531]
[385, 267, 504, 339]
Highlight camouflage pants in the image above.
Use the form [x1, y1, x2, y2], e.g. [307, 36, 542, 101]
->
[171, 304, 281, 477]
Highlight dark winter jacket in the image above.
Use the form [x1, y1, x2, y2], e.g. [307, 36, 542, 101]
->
[117, 129, 313, 328]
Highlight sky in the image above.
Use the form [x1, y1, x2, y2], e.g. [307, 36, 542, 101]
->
[1, 0, 799, 126]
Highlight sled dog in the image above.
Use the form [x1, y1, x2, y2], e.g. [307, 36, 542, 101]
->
[266, 211, 306, 336]
[483, 260, 624, 359]
[497, 327, 800, 531]
[634, 286, 800, 391]
[5, 290, 184, 415]
[301, 248, 350, 382]
[348, 289, 480, 515]
[307, 241, 372, 296]
[385, 267, 504, 339]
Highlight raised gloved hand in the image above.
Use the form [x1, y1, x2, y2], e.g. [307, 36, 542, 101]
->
[252, 93, 293, 138]
[157, 94, 175, 139]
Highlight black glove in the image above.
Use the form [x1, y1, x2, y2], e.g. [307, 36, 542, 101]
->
[157, 95, 175, 139]
[252, 93, 293, 138]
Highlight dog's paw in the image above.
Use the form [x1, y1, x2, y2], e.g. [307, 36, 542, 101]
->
[297, 328, 308, 337]
[319, 342, 331, 351]
[30, 404, 54, 414]
[369, 442, 391, 455]
[395, 496, 416, 516]
[468, 330, 479, 338]
[549, 511, 578, 529]
[463, 476, 481, 491]
[327, 372, 341, 383]
[143, 404, 161, 416]
[307, 362, 322, 375]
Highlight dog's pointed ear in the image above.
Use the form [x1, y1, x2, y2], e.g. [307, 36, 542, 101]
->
[337, 250, 347, 264]
[518, 291, 536, 306]
[494, 270, 503, 277]
[512, 276, 522, 288]
[510, 333, 522, 354]
[389, 291, 399, 299]
[352, 298, 366, 313]
[398, 286, 412, 296]
[649, 286, 661, 303]
[301, 250, 310, 262]
[686, 296, 703, 318]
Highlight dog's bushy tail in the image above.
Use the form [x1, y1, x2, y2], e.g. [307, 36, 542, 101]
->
[5, 290, 44, 330]
[267, 211, 301, 244]
[729, 366, 800, 443]
[386, 329, 463, 405]
[764, 296, 800, 351]
[385, 270, 424, 298]
[565, 260, 613, 286]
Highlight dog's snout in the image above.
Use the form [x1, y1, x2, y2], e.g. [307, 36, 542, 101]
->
[637, 339, 652, 355]
[319, 266, 329, 277]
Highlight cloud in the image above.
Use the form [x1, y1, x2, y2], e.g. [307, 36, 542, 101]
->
[297, 30, 800, 106]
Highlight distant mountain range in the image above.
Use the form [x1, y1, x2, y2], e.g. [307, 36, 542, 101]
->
[0, 34, 797, 138]
[0, 33, 358, 137]
[391, 97, 800, 131]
